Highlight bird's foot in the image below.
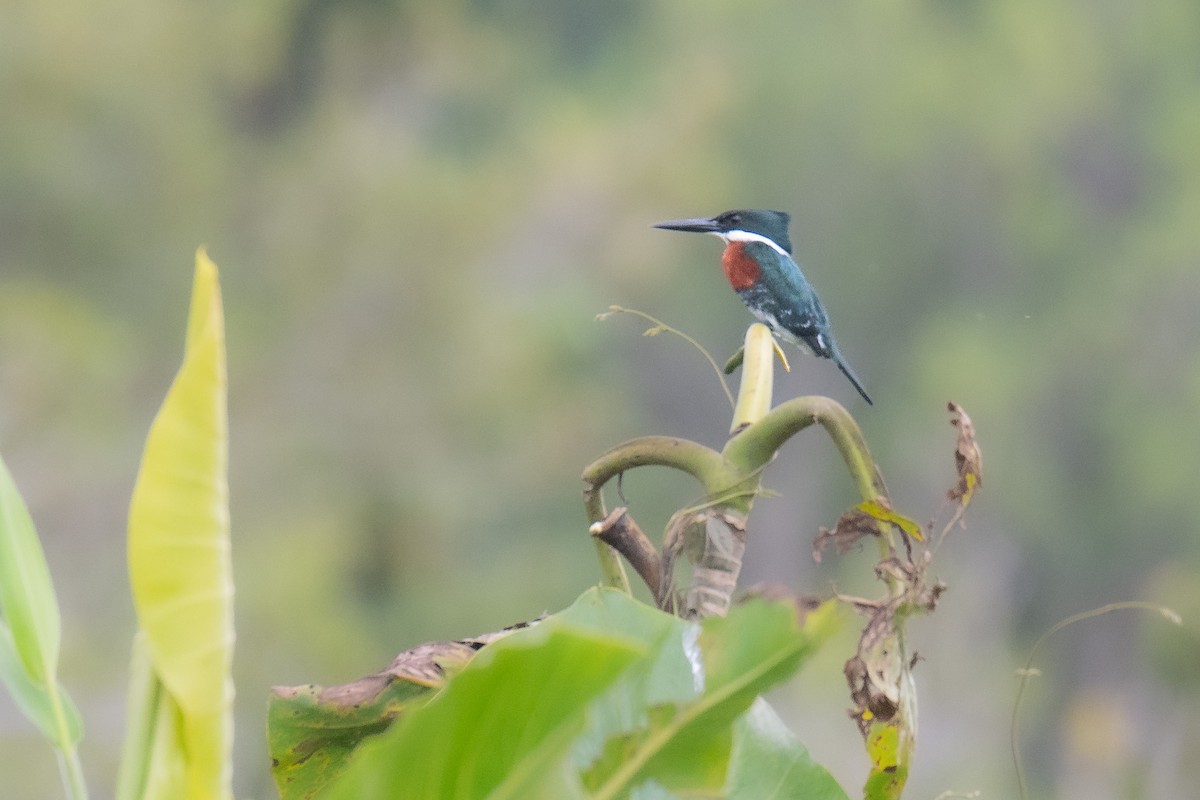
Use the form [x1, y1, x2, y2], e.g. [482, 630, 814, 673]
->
[773, 339, 791, 372]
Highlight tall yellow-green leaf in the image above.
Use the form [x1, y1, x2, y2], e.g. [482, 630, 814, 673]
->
[0, 454, 87, 797]
[127, 249, 232, 800]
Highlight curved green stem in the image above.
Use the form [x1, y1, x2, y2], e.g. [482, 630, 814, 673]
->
[582, 436, 728, 520]
[582, 437, 728, 592]
[723, 395, 886, 502]
[581, 326, 888, 616]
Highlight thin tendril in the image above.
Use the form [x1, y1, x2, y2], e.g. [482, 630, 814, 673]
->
[1011, 601, 1182, 800]
[598, 306, 735, 409]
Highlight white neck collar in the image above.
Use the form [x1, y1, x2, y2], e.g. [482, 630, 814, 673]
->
[713, 229, 789, 257]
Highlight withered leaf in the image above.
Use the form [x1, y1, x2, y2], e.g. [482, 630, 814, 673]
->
[813, 507, 886, 561]
[844, 600, 904, 735]
[947, 401, 983, 506]
[814, 496, 925, 561]
[858, 498, 924, 543]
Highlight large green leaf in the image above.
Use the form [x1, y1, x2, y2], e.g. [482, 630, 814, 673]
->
[700, 599, 834, 712]
[583, 597, 841, 799]
[320, 623, 643, 800]
[271, 589, 661, 799]
[558, 587, 709, 788]
[125, 249, 233, 800]
[292, 588, 843, 799]
[726, 699, 849, 800]
[557, 586, 698, 739]
[269, 679, 436, 799]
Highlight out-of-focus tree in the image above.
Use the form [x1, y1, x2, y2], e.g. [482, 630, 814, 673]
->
[2, 1, 1199, 796]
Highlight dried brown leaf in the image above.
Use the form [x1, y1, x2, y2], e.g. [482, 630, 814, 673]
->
[813, 507, 887, 562]
[947, 401, 983, 506]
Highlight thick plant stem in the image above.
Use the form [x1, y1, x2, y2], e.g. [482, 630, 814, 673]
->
[724, 395, 887, 503]
[582, 325, 894, 609]
[728, 324, 775, 433]
[579, 327, 775, 597]
[670, 325, 776, 614]
[589, 509, 660, 599]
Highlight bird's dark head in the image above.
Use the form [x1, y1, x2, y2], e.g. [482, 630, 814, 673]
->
[653, 209, 793, 255]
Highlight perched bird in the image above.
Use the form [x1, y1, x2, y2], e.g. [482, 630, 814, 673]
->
[654, 209, 872, 404]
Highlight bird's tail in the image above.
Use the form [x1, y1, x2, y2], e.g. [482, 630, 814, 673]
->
[832, 349, 872, 405]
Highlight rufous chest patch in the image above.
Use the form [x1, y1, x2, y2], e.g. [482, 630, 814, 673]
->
[722, 241, 761, 291]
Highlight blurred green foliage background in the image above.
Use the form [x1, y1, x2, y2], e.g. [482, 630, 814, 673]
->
[2, 1, 1200, 797]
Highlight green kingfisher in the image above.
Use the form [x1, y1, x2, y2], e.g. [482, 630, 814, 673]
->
[654, 209, 872, 404]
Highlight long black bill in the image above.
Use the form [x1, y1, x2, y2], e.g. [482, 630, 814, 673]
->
[652, 216, 722, 233]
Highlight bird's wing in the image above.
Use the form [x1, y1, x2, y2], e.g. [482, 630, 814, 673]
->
[744, 243, 832, 355]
